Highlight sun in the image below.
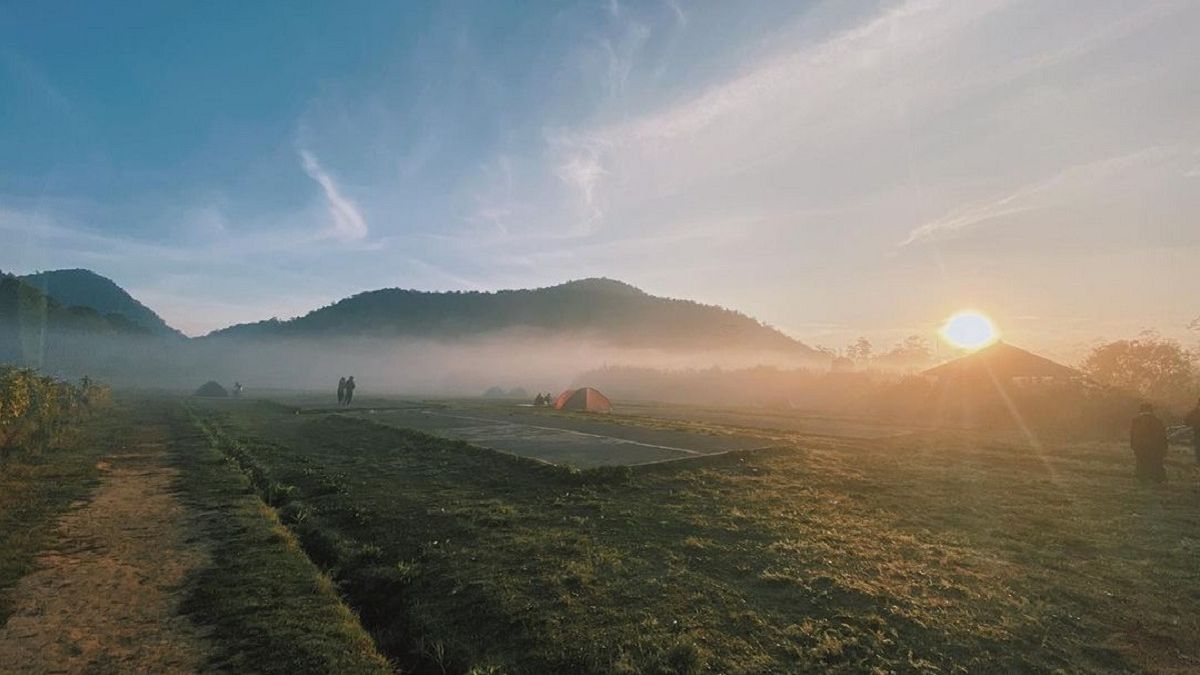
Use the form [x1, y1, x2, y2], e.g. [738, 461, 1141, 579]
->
[940, 310, 999, 350]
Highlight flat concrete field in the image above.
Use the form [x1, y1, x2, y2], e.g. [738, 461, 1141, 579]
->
[350, 404, 774, 467]
[259, 395, 783, 467]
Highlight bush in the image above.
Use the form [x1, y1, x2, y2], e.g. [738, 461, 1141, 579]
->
[0, 368, 105, 461]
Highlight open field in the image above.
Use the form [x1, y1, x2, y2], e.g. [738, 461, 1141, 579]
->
[349, 403, 772, 468]
[185, 394, 1200, 673]
[0, 400, 391, 674]
[261, 393, 904, 468]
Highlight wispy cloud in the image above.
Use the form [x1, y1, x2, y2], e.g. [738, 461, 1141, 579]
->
[898, 147, 1183, 247]
[535, 0, 1012, 235]
[299, 149, 368, 241]
[663, 0, 686, 25]
[553, 143, 609, 232]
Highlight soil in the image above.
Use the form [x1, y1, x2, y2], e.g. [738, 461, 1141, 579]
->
[0, 425, 212, 674]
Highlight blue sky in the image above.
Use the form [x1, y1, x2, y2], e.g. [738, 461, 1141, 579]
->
[2, 0, 1197, 355]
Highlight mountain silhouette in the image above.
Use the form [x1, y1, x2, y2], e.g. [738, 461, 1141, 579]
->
[207, 278, 819, 355]
[0, 272, 154, 366]
[18, 269, 184, 338]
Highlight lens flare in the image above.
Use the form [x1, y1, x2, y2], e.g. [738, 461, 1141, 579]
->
[940, 311, 998, 350]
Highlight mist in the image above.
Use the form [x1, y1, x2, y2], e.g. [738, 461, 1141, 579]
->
[16, 327, 831, 398]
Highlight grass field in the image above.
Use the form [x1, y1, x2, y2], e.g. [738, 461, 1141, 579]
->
[187, 395, 1200, 673]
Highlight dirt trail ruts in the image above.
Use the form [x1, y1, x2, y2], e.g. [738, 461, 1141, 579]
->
[0, 425, 212, 674]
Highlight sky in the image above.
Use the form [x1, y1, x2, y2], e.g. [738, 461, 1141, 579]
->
[1, 0, 1197, 358]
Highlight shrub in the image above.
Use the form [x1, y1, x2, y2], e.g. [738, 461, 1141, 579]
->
[0, 368, 103, 461]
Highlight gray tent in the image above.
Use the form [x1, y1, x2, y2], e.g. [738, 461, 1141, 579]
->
[194, 381, 229, 397]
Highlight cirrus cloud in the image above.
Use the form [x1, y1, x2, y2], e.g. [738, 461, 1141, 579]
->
[299, 149, 368, 241]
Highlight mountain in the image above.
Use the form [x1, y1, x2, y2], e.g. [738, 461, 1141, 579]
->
[18, 269, 183, 338]
[207, 278, 821, 356]
[0, 272, 153, 366]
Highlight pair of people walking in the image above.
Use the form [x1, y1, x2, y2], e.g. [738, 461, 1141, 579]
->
[1129, 398, 1200, 483]
[336, 376, 357, 406]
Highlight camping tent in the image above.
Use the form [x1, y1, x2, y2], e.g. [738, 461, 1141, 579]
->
[553, 387, 613, 412]
[194, 380, 229, 397]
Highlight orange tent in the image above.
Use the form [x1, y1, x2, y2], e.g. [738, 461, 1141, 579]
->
[553, 387, 613, 412]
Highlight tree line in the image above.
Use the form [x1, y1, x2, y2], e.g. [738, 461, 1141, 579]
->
[830, 331, 1198, 410]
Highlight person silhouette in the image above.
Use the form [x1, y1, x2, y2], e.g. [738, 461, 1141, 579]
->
[1185, 397, 1200, 465]
[344, 376, 356, 406]
[1130, 403, 1167, 483]
[337, 376, 347, 406]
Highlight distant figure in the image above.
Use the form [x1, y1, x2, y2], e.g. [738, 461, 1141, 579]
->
[1186, 398, 1200, 464]
[1130, 403, 1168, 483]
[344, 376, 356, 406]
[233, 381, 243, 398]
[534, 393, 545, 407]
[337, 377, 347, 405]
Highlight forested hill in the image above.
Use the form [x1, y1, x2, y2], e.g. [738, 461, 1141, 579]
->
[207, 278, 819, 355]
[0, 273, 153, 365]
[19, 269, 184, 338]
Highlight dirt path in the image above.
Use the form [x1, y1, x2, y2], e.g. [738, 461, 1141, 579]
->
[0, 424, 212, 674]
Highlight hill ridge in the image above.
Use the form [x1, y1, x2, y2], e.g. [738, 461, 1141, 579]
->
[18, 269, 183, 338]
[206, 278, 817, 356]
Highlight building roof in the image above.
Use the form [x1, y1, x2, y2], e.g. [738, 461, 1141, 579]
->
[921, 341, 1078, 379]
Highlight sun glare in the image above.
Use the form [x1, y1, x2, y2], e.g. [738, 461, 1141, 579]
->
[940, 311, 999, 350]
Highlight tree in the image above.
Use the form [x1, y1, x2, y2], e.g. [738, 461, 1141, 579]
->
[845, 337, 873, 363]
[898, 335, 932, 360]
[874, 335, 934, 371]
[814, 345, 838, 359]
[1080, 332, 1198, 409]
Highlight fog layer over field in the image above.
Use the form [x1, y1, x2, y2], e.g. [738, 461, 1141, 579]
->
[28, 329, 828, 396]
[194, 331, 830, 395]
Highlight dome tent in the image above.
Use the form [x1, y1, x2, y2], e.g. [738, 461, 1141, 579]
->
[553, 387, 613, 413]
[194, 380, 229, 397]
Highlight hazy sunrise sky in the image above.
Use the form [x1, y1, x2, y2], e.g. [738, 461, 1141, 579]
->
[1, 0, 1197, 357]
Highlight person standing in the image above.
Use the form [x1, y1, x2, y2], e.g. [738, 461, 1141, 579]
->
[1130, 403, 1168, 483]
[344, 376, 356, 406]
[337, 376, 347, 406]
[1185, 397, 1200, 464]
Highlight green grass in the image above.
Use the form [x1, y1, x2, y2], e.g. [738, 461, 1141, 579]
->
[189, 398, 1200, 673]
[0, 410, 107, 624]
[164, 401, 392, 674]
